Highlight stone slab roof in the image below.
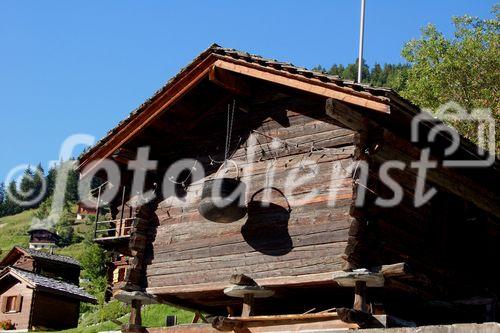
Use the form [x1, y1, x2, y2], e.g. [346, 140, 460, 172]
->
[1, 267, 96, 303]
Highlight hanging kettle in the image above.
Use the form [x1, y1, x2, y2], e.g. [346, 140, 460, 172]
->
[242, 187, 293, 255]
[198, 160, 247, 223]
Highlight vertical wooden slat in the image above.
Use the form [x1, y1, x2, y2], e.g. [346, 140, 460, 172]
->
[118, 186, 126, 236]
[93, 186, 102, 239]
[129, 299, 142, 326]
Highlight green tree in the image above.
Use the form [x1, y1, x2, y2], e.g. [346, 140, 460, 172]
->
[385, 64, 410, 92]
[19, 166, 35, 206]
[311, 64, 327, 74]
[401, 7, 499, 151]
[66, 163, 80, 204]
[3, 181, 22, 216]
[13, 165, 46, 210]
[34, 195, 83, 246]
[370, 63, 385, 87]
[328, 64, 346, 77]
[45, 161, 80, 204]
[336, 58, 371, 82]
[315, 59, 408, 90]
[33, 163, 45, 202]
[79, 240, 108, 303]
[0, 182, 5, 217]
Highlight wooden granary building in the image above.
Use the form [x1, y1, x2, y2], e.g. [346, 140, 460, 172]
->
[78, 45, 500, 332]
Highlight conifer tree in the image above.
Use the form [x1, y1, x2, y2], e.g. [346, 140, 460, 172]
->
[0, 182, 5, 217]
[4, 180, 22, 216]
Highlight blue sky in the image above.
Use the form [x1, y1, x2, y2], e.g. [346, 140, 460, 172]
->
[0, 0, 497, 183]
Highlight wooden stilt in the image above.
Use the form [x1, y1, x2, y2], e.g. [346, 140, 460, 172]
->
[224, 275, 274, 318]
[333, 269, 384, 315]
[242, 293, 254, 317]
[130, 299, 142, 326]
[122, 299, 145, 333]
[354, 281, 367, 312]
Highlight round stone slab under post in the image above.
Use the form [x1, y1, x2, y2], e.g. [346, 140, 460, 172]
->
[224, 285, 275, 317]
[115, 290, 157, 333]
[333, 269, 385, 313]
[114, 290, 158, 305]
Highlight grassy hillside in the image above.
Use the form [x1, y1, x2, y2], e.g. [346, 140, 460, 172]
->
[59, 304, 194, 333]
[0, 209, 33, 257]
[0, 210, 194, 330]
[0, 208, 92, 260]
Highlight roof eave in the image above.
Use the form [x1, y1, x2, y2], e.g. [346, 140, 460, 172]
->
[76, 47, 392, 176]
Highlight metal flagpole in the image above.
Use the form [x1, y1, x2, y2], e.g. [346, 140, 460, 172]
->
[357, 0, 366, 83]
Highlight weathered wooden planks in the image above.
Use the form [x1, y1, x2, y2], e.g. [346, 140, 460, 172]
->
[147, 102, 356, 295]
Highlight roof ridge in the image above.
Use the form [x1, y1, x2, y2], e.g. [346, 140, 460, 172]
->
[8, 267, 96, 302]
[19, 246, 81, 266]
[77, 44, 399, 166]
[10, 266, 79, 287]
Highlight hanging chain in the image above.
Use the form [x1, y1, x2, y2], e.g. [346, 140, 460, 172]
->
[168, 160, 198, 188]
[224, 99, 236, 163]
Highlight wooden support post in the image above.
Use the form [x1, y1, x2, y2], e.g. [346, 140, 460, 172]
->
[93, 186, 102, 239]
[354, 281, 367, 312]
[242, 293, 254, 317]
[118, 186, 126, 236]
[130, 299, 142, 326]
[224, 277, 274, 318]
[122, 299, 145, 333]
[333, 269, 384, 314]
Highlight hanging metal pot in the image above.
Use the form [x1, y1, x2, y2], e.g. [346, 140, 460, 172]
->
[198, 160, 247, 223]
[242, 187, 292, 255]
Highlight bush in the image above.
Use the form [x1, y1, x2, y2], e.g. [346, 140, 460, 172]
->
[0, 319, 15, 330]
[79, 301, 128, 327]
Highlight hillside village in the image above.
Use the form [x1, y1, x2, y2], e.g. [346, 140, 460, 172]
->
[0, 4, 498, 333]
[0, 209, 192, 332]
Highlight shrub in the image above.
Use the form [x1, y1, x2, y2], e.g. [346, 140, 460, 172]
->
[0, 319, 15, 330]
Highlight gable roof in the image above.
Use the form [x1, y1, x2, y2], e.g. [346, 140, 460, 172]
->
[28, 226, 58, 234]
[75, 44, 499, 217]
[0, 246, 80, 268]
[77, 43, 399, 173]
[0, 267, 96, 303]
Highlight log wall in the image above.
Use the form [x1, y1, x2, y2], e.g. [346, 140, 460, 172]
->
[147, 101, 356, 293]
[350, 126, 500, 303]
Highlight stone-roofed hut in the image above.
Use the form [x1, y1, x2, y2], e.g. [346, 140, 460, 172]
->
[0, 247, 96, 330]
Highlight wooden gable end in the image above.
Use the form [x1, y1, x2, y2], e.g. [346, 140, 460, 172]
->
[77, 47, 392, 178]
[0, 275, 34, 330]
[0, 248, 33, 272]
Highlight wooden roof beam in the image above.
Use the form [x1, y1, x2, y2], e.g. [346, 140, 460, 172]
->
[209, 66, 253, 97]
[326, 98, 500, 218]
[214, 59, 391, 114]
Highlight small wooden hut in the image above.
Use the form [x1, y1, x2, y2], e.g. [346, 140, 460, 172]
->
[77, 45, 499, 332]
[28, 227, 60, 250]
[0, 247, 96, 330]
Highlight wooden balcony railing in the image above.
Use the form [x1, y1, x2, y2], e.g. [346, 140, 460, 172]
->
[92, 184, 136, 241]
[93, 217, 134, 240]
